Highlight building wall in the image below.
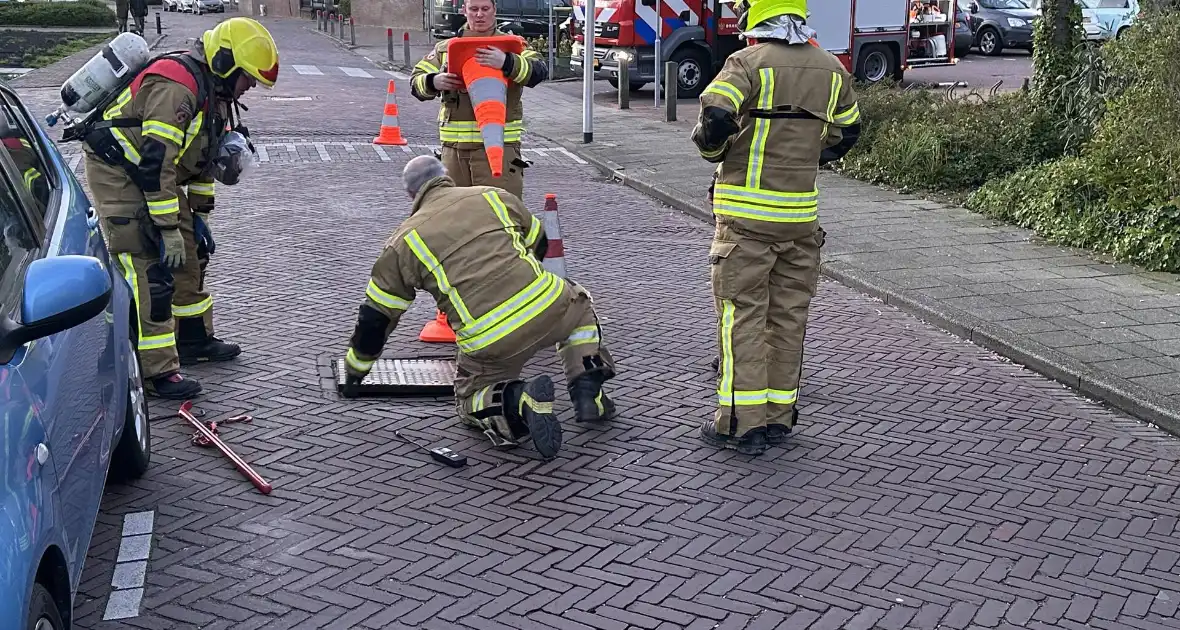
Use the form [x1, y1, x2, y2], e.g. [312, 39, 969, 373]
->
[351, 0, 425, 29]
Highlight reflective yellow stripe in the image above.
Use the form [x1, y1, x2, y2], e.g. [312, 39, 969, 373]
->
[561, 325, 599, 347]
[483, 191, 543, 277]
[142, 120, 185, 145]
[415, 59, 440, 73]
[346, 347, 374, 372]
[439, 120, 524, 143]
[713, 184, 818, 223]
[404, 229, 474, 324]
[104, 88, 141, 165]
[525, 215, 543, 248]
[704, 80, 744, 111]
[460, 273, 553, 340]
[827, 72, 841, 122]
[413, 73, 430, 93]
[768, 388, 798, 405]
[745, 68, 775, 191]
[512, 53, 530, 83]
[717, 299, 735, 404]
[120, 253, 176, 352]
[172, 296, 212, 318]
[147, 197, 180, 216]
[22, 168, 41, 191]
[470, 385, 494, 413]
[699, 144, 726, 160]
[176, 112, 203, 163]
[188, 181, 215, 196]
[366, 279, 412, 311]
[719, 389, 769, 406]
[457, 275, 564, 353]
[834, 102, 860, 125]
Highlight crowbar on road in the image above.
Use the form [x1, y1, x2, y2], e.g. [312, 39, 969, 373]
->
[178, 401, 273, 495]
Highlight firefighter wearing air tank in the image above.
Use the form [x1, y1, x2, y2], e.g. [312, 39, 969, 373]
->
[691, 0, 861, 455]
[82, 18, 279, 400]
[409, 0, 547, 200]
[342, 156, 618, 461]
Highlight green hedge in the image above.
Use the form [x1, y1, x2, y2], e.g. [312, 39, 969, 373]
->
[967, 11, 1180, 271]
[0, 0, 116, 28]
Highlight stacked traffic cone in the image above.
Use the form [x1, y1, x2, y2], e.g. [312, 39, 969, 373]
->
[419, 310, 455, 343]
[446, 35, 526, 177]
[373, 79, 408, 146]
[541, 194, 567, 278]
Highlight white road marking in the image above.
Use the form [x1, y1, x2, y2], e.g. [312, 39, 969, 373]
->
[339, 66, 374, 78]
[67, 154, 82, 174]
[558, 147, 588, 164]
[386, 69, 412, 81]
[256, 145, 270, 163]
[371, 144, 391, 161]
[313, 142, 332, 162]
[292, 64, 323, 75]
[103, 511, 155, 621]
[246, 142, 588, 165]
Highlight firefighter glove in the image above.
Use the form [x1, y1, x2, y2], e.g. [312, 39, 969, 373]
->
[194, 212, 216, 256]
[160, 228, 186, 268]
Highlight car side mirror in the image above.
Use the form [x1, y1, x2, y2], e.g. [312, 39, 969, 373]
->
[970, 2, 979, 12]
[0, 255, 112, 364]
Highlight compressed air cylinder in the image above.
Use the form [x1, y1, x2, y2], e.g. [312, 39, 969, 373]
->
[45, 32, 151, 126]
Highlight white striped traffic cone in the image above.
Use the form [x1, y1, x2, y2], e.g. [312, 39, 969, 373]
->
[373, 80, 408, 146]
[542, 193, 567, 278]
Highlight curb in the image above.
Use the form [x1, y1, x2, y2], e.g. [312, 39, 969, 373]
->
[551, 137, 1180, 439]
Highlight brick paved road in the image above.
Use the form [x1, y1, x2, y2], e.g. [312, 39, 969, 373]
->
[18, 16, 1180, 630]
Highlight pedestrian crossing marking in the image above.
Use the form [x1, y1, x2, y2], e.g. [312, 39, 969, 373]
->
[292, 64, 324, 75]
[339, 66, 374, 78]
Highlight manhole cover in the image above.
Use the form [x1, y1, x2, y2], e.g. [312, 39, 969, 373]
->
[334, 356, 457, 397]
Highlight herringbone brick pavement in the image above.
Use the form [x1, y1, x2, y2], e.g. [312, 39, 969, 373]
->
[68, 153, 1180, 629]
[42, 16, 1180, 630]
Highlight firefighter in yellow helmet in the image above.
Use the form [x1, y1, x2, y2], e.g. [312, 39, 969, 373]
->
[82, 17, 278, 399]
[409, 0, 548, 200]
[691, 0, 861, 454]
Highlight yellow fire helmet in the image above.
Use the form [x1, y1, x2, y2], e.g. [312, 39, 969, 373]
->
[733, 0, 808, 31]
[202, 17, 280, 88]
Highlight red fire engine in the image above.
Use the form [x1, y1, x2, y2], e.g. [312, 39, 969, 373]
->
[570, 0, 960, 98]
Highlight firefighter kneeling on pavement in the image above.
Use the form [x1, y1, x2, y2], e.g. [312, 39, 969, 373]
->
[83, 17, 279, 399]
[342, 156, 618, 460]
[409, 0, 547, 199]
[692, 0, 861, 455]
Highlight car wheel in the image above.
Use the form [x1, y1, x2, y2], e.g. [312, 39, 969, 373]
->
[110, 334, 150, 482]
[855, 43, 895, 84]
[669, 46, 710, 99]
[978, 26, 1003, 56]
[27, 583, 64, 630]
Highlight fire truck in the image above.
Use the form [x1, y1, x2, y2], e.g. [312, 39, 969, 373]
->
[569, 0, 960, 98]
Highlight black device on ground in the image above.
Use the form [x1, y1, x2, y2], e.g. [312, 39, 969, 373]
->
[394, 430, 467, 468]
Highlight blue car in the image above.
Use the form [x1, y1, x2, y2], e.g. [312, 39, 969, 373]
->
[0, 80, 150, 629]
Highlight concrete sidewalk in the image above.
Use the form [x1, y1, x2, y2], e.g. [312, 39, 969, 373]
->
[515, 83, 1180, 438]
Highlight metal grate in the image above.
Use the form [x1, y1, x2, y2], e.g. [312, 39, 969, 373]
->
[335, 356, 457, 396]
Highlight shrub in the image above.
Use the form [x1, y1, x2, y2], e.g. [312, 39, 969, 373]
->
[337, 0, 350, 17]
[0, 0, 116, 28]
[967, 10, 1180, 271]
[834, 84, 1054, 194]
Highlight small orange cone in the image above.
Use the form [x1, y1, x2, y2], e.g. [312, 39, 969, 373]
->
[419, 310, 456, 343]
[373, 79, 408, 146]
[446, 35, 526, 177]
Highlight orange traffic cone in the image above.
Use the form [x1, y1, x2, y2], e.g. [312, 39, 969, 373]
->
[373, 79, 408, 146]
[446, 35, 526, 177]
[419, 309, 456, 343]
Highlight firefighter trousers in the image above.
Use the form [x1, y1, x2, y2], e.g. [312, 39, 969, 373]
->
[454, 279, 616, 444]
[87, 157, 180, 380]
[440, 144, 527, 200]
[709, 220, 825, 438]
[173, 196, 215, 346]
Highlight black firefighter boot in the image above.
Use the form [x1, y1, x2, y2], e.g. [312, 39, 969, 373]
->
[503, 376, 563, 460]
[568, 369, 616, 424]
[766, 408, 798, 446]
[699, 417, 768, 456]
[146, 370, 202, 400]
[177, 317, 241, 366]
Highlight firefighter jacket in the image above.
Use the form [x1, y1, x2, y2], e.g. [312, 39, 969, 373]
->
[3, 137, 49, 214]
[409, 26, 548, 149]
[691, 40, 861, 241]
[345, 176, 560, 376]
[83, 51, 224, 229]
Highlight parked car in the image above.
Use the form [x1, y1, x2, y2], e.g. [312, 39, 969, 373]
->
[954, 6, 973, 57]
[161, 0, 182, 9]
[195, 0, 225, 13]
[431, 0, 573, 40]
[0, 79, 150, 629]
[965, 0, 1038, 55]
[1079, 0, 1138, 41]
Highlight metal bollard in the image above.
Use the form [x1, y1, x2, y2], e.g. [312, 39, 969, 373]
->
[337, 15, 344, 40]
[387, 28, 394, 62]
[617, 61, 630, 110]
[155, 11, 162, 35]
[664, 62, 677, 121]
[403, 32, 411, 68]
[653, 38, 661, 109]
[349, 17, 356, 46]
[329, 14, 335, 36]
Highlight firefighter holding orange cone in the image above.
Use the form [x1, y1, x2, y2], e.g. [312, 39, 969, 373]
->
[409, 0, 548, 199]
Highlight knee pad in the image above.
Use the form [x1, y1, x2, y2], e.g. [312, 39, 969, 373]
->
[145, 262, 174, 323]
